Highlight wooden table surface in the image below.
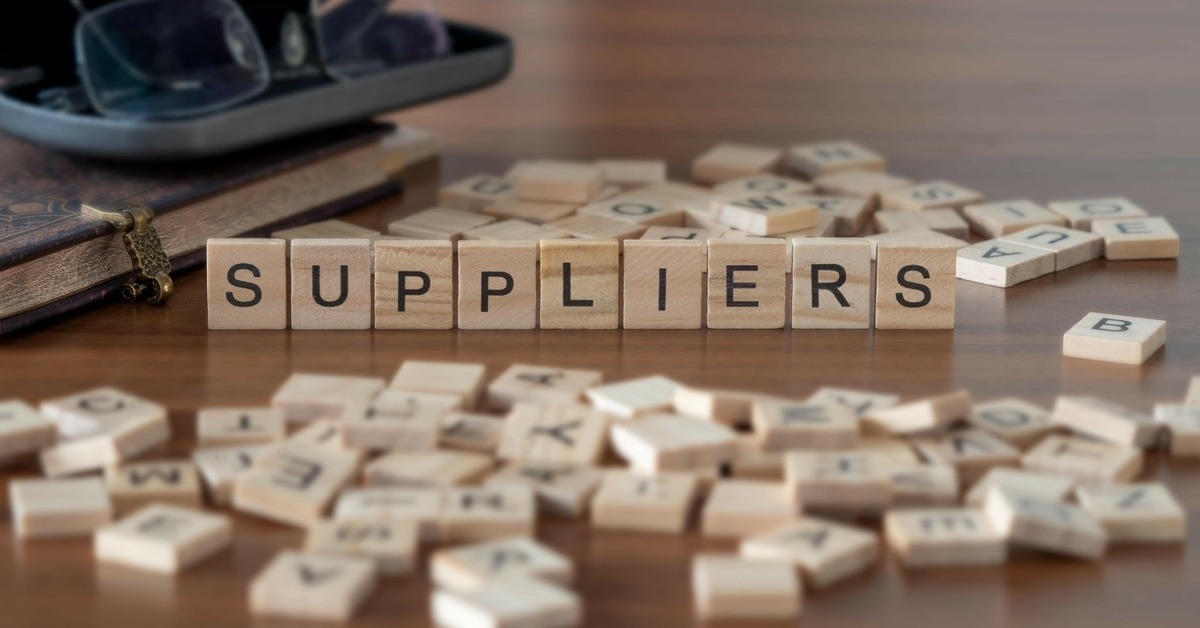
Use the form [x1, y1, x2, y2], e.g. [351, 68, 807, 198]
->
[3, 0, 1200, 625]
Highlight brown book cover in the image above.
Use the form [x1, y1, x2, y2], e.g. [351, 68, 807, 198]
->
[0, 121, 400, 335]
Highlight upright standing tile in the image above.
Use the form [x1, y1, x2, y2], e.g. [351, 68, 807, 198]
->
[546, 213, 646, 241]
[1051, 396, 1158, 447]
[955, 240, 1055, 288]
[874, 208, 969, 239]
[332, 487, 443, 541]
[585, 375, 680, 419]
[9, 477, 113, 539]
[105, 460, 203, 515]
[610, 414, 738, 473]
[590, 470, 699, 533]
[865, 228, 968, 261]
[192, 445, 265, 506]
[305, 518, 418, 576]
[386, 207, 495, 241]
[813, 169, 912, 213]
[879, 181, 983, 212]
[95, 504, 232, 574]
[873, 243, 957, 330]
[792, 238, 872, 329]
[786, 140, 885, 178]
[515, 160, 603, 203]
[0, 400, 56, 466]
[207, 238, 288, 330]
[431, 577, 582, 628]
[539, 239, 620, 329]
[752, 399, 859, 451]
[1091, 216, 1180, 260]
[364, 450, 493, 488]
[482, 198, 579, 225]
[440, 484, 537, 542]
[984, 488, 1107, 560]
[622, 239, 705, 329]
[1075, 483, 1187, 543]
[486, 462, 605, 518]
[692, 555, 801, 621]
[1062, 311, 1166, 365]
[597, 159, 668, 187]
[270, 373, 385, 424]
[196, 408, 285, 447]
[440, 412, 506, 454]
[740, 517, 879, 588]
[431, 537, 574, 591]
[713, 193, 819, 236]
[962, 200, 1065, 238]
[339, 390, 459, 452]
[498, 402, 610, 465]
[911, 429, 1021, 485]
[706, 238, 788, 329]
[968, 398, 1056, 449]
[390, 361, 487, 408]
[862, 390, 971, 435]
[438, 174, 517, 211]
[249, 551, 377, 622]
[1048, 197, 1147, 230]
[964, 468, 1075, 508]
[374, 239, 455, 330]
[486, 364, 604, 411]
[1021, 434, 1143, 484]
[233, 442, 360, 527]
[289, 239, 372, 330]
[1154, 403, 1200, 457]
[692, 143, 783, 184]
[578, 196, 683, 226]
[997, 224, 1103, 271]
[457, 240, 539, 329]
[784, 450, 896, 514]
[884, 508, 1006, 568]
[700, 479, 798, 538]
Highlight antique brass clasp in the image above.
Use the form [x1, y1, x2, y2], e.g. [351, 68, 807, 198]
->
[81, 203, 173, 305]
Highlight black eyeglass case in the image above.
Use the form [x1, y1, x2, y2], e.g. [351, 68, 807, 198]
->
[0, 20, 511, 161]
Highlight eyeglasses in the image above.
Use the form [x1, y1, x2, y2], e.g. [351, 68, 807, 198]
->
[70, 0, 449, 120]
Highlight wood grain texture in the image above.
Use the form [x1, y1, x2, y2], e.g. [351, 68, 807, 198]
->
[2, 0, 1200, 625]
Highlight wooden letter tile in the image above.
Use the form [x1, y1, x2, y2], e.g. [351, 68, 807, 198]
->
[1048, 197, 1147, 230]
[714, 174, 815, 197]
[874, 208, 969, 239]
[431, 577, 581, 628]
[888, 465, 959, 507]
[984, 488, 1107, 560]
[339, 390, 460, 452]
[866, 228, 968, 261]
[486, 364, 604, 411]
[740, 517, 879, 588]
[438, 174, 517, 211]
[968, 398, 1056, 449]
[964, 467, 1075, 508]
[787, 140, 885, 178]
[673, 386, 773, 426]
[962, 200, 1065, 238]
[1051, 395, 1158, 447]
[539, 239, 620, 329]
[955, 239, 1055, 288]
[879, 180, 983, 212]
[387, 207, 495, 241]
[206, 238, 287, 330]
[441, 484, 537, 542]
[873, 243, 957, 329]
[692, 554, 801, 621]
[364, 450, 493, 489]
[440, 412, 505, 454]
[713, 193, 819, 236]
[692, 143, 783, 184]
[196, 408, 285, 447]
[911, 429, 1021, 485]
[305, 518, 418, 576]
[389, 360, 486, 408]
[290, 239, 372, 329]
[40, 386, 166, 439]
[706, 238, 788, 329]
[461, 219, 572, 242]
[9, 477, 112, 538]
[249, 550, 376, 622]
[610, 414, 737, 473]
[753, 399, 859, 451]
[1021, 434, 1143, 484]
[482, 198, 579, 225]
[578, 196, 683, 226]
[784, 450, 896, 514]
[486, 462, 605, 518]
[39, 392, 171, 478]
[192, 445, 265, 506]
[332, 487, 443, 542]
[997, 224, 1103, 271]
[546, 213, 646, 241]
[233, 442, 360, 527]
[807, 387, 900, 418]
[270, 373, 384, 424]
[271, 219, 381, 243]
[515, 160, 603, 203]
[373, 239, 454, 330]
[813, 169, 912, 212]
[700, 479, 798, 538]
[622, 239, 705, 329]
[499, 402, 610, 465]
[597, 159, 668, 187]
[796, 194, 873, 236]
[1075, 483, 1187, 543]
[884, 508, 1006, 567]
[431, 536, 573, 591]
[1062, 311, 1166, 365]
[590, 470, 699, 533]
[95, 504, 232, 573]
[458, 241, 538, 330]
[1091, 216, 1180, 260]
[105, 460, 203, 515]
[0, 399, 55, 466]
[792, 237, 872, 329]
[585, 375, 680, 419]
[862, 390, 971, 435]
[1154, 403, 1200, 457]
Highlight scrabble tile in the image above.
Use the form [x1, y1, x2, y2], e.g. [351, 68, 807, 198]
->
[40, 386, 167, 440]
[590, 470, 699, 533]
[634, 180, 722, 214]
[1062, 311, 1166, 365]
[1092, 216, 1180, 260]
[431, 577, 582, 628]
[610, 414, 738, 473]
[486, 364, 604, 411]
[984, 488, 1107, 560]
[196, 408, 285, 447]
[1051, 395, 1158, 447]
[873, 242, 957, 330]
[964, 468, 1075, 508]
[233, 442, 359, 527]
[713, 193, 818, 236]
[206, 238, 288, 330]
[289, 239, 372, 329]
[380, 125, 439, 173]
[911, 429, 1021, 485]
[730, 435, 785, 480]
[462, 219, 572, 242]
[539, 239, 620, 329]
[884, 508, 1006, 568]
[597, 159, 668, 187]
[486, 462, 604, 518]
[440, 412, 506, 454]
[105, 460, 203, 515]
[271, 219, 381, 243]
[1154, 404, 1200, 456]
[192, 445, 265, 506]
[305, 518, 418, 576]
[441, 484, 537, 542]
[499, 402, 609, 465]
[874, 208, 969, 239]
[364, 449, 494, 488]
[862, 390, 971, 435]
[389, 361, 486, 409]
[692, 143, 783, 184]
[791, 237, 872, 329]
[672, 386, 772, 426]
[249, 551, 377, 622]
[95, 504, 232, 574]
[339, 390, 459, 452]
[1185, 375, 1200, 405]
[9, 477, 113, 539]
[287, 418, 362, 457]
[270, 373, 385, 424]
[880, 181, 984, 212]
[700, 479, 798, 538]
[439, 175, 517, 211]
[857, 437, 925, 467]
[968, 398, 1057, 449]
[386, 208, 494, 243]
[962, 200, 1066, 238]
[40, 407, 171, 478]
[1021, 434, 1143, 484]
[1048, 197, 1147, 230]
[807, 387, 900, 418]
[813, 169, 912, 212]
[787, 140, 885, 178]
[692, 554, 801, 621]
[481, 198, 580, 225]
[955, 239, 1056, 288]
[431, 537, 573, 591]
[794, 194, 873, 236]
[1075, 483, 1187, 543]
[373, 239, 455, 330]
[0, 400, 55, 466]
[740, 517, 879, 588]
[713, 174, 815, 197]
[706, 238, 788, 329]
[585, 375, 680, 419]
[515, 160, 603, 203]
[622, 239, 705, 329]
[639, 225, 726, 245]
[753, 399, 859, 451]
[332, 487, 443, 541]
[997, 224, 1103, 271]
[456, 238, 537, 331]
[888, 465, 959, 507]
[545, 213, 646, 242]
[784, 450, 897, 514]
[578, 196, 683, 226]
[865, 228, 968, 261]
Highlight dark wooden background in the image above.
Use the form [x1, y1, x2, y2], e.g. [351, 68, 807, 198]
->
[3, 0, 1200, 625]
